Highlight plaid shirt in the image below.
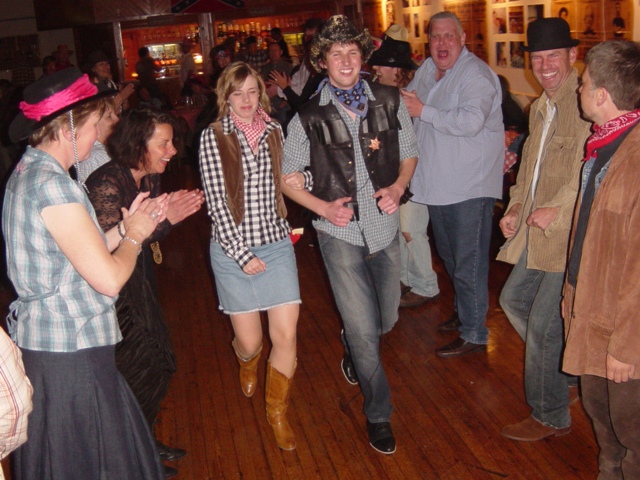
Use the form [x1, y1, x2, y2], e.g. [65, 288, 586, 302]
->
[246, 50, 269, 72]
[2, 147, 121, 352]
[199, 115, 290, 268]
[0, 329, 32, 462]
[283, 81, 419, 253]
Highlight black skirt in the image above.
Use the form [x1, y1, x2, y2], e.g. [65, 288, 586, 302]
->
[14, 345, 164, 480]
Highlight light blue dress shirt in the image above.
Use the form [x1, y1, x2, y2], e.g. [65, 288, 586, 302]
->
[406, 47, 504, 205]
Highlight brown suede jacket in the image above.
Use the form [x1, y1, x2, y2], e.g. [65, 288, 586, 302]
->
[563, 122, 640, 378]
[497, 69, 591, 272]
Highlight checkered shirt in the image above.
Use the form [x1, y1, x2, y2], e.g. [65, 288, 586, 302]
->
[283, 82, 419, 253]
[2, 147, 121, 352]
[246, 50, 269, 72]
[199, 115, 290, 268]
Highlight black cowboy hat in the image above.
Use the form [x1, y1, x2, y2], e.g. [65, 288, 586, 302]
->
[369, 36, 417, 70]
[310, 15, 374, 73]
[9, 67, 115, 143]
[521, 18, 580, 52]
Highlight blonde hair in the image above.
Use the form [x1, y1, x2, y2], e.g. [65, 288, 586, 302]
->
[28, 99, 107, 147]
[216, 61, 271, 120]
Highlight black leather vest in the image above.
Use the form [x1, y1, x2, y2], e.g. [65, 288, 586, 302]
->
[297, 81, 402, 203]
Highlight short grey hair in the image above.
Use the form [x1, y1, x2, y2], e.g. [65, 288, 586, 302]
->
[428, 12, 464, 37]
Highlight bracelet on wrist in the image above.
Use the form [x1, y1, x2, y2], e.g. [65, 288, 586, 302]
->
[119, 236, 142, 255]
[117, 221, 125, 239]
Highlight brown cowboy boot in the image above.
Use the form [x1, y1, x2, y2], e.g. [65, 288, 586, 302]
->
[265, 360, 296, 450]
[232, 339, 262, 397]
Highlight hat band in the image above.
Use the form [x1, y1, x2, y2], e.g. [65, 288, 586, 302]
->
[19, 75, 98, 121]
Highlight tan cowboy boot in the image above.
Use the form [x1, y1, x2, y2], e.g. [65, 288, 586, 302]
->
[232, 339, 262, 397]
[265, 360, 296, 450]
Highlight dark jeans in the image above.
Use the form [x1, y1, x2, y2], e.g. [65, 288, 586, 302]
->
[317, 231, 400, 423]
[428, 197, 494, 344]
[582, 375, 640, 480]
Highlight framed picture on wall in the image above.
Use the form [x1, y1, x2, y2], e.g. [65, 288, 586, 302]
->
[508, 6, 525, 33]
[496, 41, 507, 67]
[527, 5, 545, 28]
[493, 8, 507, 34]
[607, 0, 629, 38]
[510, 41, 525, 68]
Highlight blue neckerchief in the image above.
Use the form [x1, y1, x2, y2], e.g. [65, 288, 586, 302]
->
[322, 77, 369, 117]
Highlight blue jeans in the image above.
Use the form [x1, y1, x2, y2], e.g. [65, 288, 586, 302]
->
[399, 200, 439, 297]
[317, 230, 400, 423]
[428, 198, 493, 344]
[499, 251, 570, 428]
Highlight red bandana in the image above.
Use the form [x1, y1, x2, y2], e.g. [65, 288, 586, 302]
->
[230, 106, 271, 153]
[583, 109, 640, 162]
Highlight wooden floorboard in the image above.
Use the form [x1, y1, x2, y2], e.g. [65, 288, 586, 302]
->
[0, 163, 599, 479]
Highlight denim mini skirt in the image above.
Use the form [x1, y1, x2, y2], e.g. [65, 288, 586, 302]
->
[210, 236, 301, 315]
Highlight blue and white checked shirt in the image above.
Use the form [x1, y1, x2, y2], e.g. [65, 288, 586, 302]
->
[406, 47, 504, 205]
[2, 147, 121, 352]
[283, 81, 418, 254]
[199, 116, 290, 268]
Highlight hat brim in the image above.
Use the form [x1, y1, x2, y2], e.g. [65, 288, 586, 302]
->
[9, 88, 117, 144]
[521, 38, 580, 52]
[368, 52, 418, 70]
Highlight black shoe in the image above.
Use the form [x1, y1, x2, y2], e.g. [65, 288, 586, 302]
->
[156, 440, 187, 461]
[367, 421, 396, 454]
[437, 312, 461, 332]
[435, 337, 486, 358]
[341, 353, 358, 385]
[164, 465, 178, 478]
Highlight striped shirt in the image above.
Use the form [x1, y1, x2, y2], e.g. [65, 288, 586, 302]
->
[2, 147, 121, 352]
[283, 81, 418, 253]
[0, 328, 32, 463]
[199, 115, 290, 268]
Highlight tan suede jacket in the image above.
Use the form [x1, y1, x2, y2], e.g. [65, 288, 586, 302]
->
[497, 70, 591, 272]
[563, 123, 640, 378]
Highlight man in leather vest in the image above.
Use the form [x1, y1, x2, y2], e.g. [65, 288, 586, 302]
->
[562, 40, 640, 478]
[497, 18, 591, 442]
[281, 15, 417, 455]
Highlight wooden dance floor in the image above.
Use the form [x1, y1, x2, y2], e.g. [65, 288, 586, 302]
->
[1, 162, 599, 479]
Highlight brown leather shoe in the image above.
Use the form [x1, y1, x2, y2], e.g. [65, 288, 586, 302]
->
[501, 415, 571, 441]
[399, 291, 439, 308]
[435, 337, 486, 358]
[437, 312, 461, 332]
